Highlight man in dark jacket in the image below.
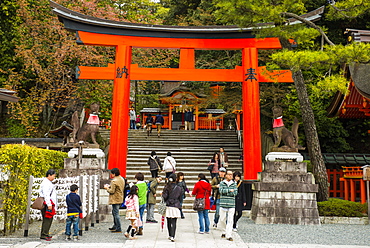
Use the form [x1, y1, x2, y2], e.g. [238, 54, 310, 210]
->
[184, 109, 193, 130]
[210, 167, 226, 228]
[155, 112, 164, 137]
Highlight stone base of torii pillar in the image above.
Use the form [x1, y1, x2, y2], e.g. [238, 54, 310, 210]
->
[251, 161, 320, 225]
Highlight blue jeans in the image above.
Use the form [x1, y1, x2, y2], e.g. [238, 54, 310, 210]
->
[214, 199, 220, 224]
[65, 215, 79, 236]
[112, 204, 121, 231]
[139, 204, 146, 228]
[197, 210, 210, 232]
[130, 120, 136, 129]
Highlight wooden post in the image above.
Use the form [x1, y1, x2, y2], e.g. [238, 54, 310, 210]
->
[242, 47, 262, 180]
[24, 175, 33, 237]
[343, 179, 348, 200]
[169, 105, 172, 130]
[360, 179, 366, 204]
[90, 176, 95, 227]
[350, 179, 355, 202]
[195, 106, 199, 130]
[108, 45, 132, 177]
[95, 175, 100, 224]
[79, 175, 83, 236]
[367, 181, 370, 224]
[85, 176, 90, 231]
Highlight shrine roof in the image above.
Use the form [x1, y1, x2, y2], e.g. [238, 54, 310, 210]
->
[139, 108, 225, 114]
[327, 64, 370, 119]
[50, 1, 324, 39]
[0, 88, 19, 103]
[161, 86, 206, 98]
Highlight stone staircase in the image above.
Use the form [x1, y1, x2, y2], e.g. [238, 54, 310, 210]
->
[100, 129, 243, 211]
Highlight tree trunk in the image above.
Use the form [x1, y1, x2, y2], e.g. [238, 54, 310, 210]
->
[292, 70, 329, 201]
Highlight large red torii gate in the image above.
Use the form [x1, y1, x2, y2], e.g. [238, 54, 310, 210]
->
[49, 1, 319, 180]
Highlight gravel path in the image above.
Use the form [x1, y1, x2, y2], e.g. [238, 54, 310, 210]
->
[237, 217, 370, 246]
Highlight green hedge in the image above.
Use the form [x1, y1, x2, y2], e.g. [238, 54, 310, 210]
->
[317, 198, 368, 217]
[0, 144, 67, 235]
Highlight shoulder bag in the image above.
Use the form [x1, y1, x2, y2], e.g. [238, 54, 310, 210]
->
[31, 196, 45, 210]
[31, 187, 54, 210]
[193, 190, 207, 211]
[157, 197, 167, 216]
[168, 158, 176, 173]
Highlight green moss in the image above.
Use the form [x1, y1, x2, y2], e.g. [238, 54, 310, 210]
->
[317, 198, 368, 217]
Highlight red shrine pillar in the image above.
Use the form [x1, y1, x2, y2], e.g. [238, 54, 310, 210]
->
[242, 48, 262, 180]
[108, 45, 132, 177]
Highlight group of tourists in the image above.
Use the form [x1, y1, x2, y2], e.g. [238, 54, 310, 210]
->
[193, 168, 246, 242]
[36, 146, 244, 243]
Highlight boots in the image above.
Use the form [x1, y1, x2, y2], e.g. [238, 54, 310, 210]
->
[136, 227, 143, 235]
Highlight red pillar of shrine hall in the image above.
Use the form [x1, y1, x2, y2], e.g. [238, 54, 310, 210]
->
[51, 2, 294, 180]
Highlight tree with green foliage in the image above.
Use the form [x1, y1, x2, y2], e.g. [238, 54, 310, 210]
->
[0, 144, 67, 235]
[212, 0, 370, 201]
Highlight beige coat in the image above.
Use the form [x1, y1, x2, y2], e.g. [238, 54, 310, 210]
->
[106, 176, 125, 205]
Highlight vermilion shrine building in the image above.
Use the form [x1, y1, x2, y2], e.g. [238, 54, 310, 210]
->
[51, 1, 325, 180]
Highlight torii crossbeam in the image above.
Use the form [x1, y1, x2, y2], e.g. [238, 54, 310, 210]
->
[51, 1, 323, 180]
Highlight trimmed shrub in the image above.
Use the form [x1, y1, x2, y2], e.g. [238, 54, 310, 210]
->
[317, 198, 368, 217]
[0, 144, 67, 235]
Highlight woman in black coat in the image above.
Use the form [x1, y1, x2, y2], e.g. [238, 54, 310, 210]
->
[233, 171, 246, 231]
[162, 173, 182, 242]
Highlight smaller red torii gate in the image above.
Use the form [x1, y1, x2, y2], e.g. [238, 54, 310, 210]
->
[51, 2, 295, 180]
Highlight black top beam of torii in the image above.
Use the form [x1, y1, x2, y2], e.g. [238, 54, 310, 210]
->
[50, 1, 324, 39]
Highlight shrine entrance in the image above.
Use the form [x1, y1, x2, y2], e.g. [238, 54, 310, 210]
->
[51, 2, 295, 180]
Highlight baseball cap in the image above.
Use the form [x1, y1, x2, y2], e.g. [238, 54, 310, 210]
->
[219, 167, 226, 172]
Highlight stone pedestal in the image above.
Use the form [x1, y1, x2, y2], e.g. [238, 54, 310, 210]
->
[251, 161, 320, 225]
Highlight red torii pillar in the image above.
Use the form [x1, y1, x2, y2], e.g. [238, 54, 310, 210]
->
[75, 31, 293, 179]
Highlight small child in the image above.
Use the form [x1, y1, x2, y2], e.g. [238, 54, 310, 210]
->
[65, 184, 82, 241]
[124, 185, 141, 240]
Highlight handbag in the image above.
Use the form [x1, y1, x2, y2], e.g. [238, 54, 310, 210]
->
[207, 164, 213, 171]
[157, 197, 167, 216]
[31, 197, 45, 210]
[193, 190, 207, 211]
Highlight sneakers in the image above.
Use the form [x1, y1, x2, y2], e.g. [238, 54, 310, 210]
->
[232, 228, 238, 232]
[108, 227, 116, 231]
[146, 219, 158, 223]
[198, 231, 204, 234]
[221, 234, 226, 238]
[124, 232, 129, 238]
[65, 235, 71, 241]
[73, 236, 79, 241]
[205, 232, 210, 234]
[170, 237, 175, 242]
[213, 223, 217, 229]
[227, 237, 233, 241]
[40, 237, 51, 241]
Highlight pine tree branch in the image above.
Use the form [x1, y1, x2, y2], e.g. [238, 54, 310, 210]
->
[280, 12, 335, 46]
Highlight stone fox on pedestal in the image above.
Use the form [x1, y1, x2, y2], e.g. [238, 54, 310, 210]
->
[71, 103, 100, 145]
[272, 106, 303, 150]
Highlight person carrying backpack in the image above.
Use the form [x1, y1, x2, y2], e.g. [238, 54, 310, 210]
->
[146, 176, 163, 223]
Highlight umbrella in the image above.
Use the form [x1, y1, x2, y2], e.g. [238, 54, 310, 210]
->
[161, 216, 165, 232]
